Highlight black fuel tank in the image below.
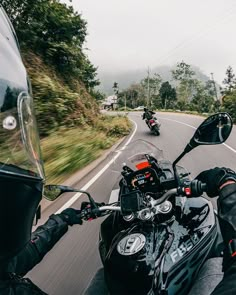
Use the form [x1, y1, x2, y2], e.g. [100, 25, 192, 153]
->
[100, 197, 217, 294]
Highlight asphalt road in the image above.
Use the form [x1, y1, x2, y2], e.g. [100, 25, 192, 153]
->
[28, 112, 236, 295]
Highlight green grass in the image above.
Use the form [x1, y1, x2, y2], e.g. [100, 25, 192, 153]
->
[41, 116, 132, 183]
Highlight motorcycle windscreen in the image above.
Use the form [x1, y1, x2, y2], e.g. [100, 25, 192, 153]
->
[0, 92, 44, 180]
[110, 139, 164, 173]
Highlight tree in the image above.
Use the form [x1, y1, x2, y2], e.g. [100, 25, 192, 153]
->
[191, 81, 215, 113]
[112, 82, 119, 95]
[172, 61, 195, 81]
[141, 73, 162, 107]
[222, 92, 236, 123]
[159, 82, 177, 109]
[172, 61, 196, 106]
[2, 0, 99, 91]
[118, 73, 162, 109]
[90, 90, 105, 101]
[222, 66, 236, 94]
[205, 80, 216, 97]
[118, 84, 145, 109]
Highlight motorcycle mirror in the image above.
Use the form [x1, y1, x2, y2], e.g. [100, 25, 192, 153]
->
[173, 112, 233, 184]
[43, 185, 78, 201]
[43, 185, 97, 208]
[185, 112, 233, 153]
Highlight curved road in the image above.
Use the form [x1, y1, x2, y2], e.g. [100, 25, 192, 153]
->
[28, 112, 236, 294]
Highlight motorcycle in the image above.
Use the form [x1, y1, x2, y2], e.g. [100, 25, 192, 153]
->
[44, 112, 233, 295]
[145, 117, 161, 136]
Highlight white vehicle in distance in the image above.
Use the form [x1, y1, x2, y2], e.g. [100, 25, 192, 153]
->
[133, 106, 145, 111]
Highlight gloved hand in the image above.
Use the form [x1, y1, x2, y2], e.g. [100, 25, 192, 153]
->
[81, 201, 105, 210]
[196, 167, 236, 197]
[58, 208, 82, 226]
[81, 201, 105, 220]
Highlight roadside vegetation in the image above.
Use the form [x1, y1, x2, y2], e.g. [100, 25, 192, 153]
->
[42, 116, 131, 183]
[118, 62, 236, 123]
[2, 0, 131, 182]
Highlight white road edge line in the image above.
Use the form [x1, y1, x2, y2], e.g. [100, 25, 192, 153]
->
[56, 119, 138, 213]
[161, 117, 236, 154]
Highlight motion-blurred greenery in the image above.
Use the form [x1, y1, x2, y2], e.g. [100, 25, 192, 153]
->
[42, 116, 131, 183]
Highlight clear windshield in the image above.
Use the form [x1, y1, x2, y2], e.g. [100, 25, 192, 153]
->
[111, 139, 190, 181]
[111, 139, 164, 173]
[0, 92, 44, 180]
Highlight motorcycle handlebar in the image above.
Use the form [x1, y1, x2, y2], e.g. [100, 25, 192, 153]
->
[80, 180, 207, 220]
[190, 180, 207, 197]
[98, 206, 121, 212]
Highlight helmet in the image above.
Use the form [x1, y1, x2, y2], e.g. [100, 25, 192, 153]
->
[0, 6, 45, 263]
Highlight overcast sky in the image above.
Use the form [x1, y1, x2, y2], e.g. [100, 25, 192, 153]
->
[65, 0, 236, 84]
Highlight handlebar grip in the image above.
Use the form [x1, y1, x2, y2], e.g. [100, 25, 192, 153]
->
[201, 183, 207, 192]
[191, 180, 207, 197]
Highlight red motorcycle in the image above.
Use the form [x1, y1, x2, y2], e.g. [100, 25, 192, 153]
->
[146, 117, 161, 135]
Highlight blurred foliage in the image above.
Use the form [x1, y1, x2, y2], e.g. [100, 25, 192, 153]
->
[0, 1, 134, 182]
[23, 52, 99, 136]
[90, 90, 106, 101]
[42, 116, 132, 183]
[2, 0, 99, 89]
[96, 115, 131, 137]
[2, 0, 101, 137]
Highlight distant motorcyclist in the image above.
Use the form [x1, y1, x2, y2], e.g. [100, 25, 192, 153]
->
[0, 6, 83, 294]
[142, 107, 156, 120]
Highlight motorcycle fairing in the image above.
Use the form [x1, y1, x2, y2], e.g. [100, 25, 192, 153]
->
[100, 197, 217, 294]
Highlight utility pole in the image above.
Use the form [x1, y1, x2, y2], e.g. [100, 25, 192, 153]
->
[211, 73, 220, 111]
[125, 94, 127, 113]
[112, 82, 119, 110]
[210, 73, 218, 101]
[147, 67, 150, 107]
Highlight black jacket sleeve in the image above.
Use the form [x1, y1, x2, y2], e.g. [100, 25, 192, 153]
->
[211, 183, 236, 295]
[211, 261, 236, 295]
[7, 214, 68, 276]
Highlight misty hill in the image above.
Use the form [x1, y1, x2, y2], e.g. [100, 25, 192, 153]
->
[98, 65, 216, 95]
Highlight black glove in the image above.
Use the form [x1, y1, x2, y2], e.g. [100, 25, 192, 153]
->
[196, 167, 236, 197]
[81, 201, 105, 210]
[80, 201, 105, 220]
[58, 208, 82, 226]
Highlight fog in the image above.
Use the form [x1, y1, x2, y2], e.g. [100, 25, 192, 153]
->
[64, 0, 236, 84]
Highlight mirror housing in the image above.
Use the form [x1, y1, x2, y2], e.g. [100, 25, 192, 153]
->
[173, 112, 233, 184]
[184, 112, 233, 153]
[43, 184, 76, 201]
[43, 184, 98, 208]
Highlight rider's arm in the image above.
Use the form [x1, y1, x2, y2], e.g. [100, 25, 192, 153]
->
[7, 209, 81, 276]
[211, 182, 236, 295]
[211, 261, 236, 294]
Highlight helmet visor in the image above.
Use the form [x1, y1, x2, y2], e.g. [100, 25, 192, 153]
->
[0, 92, 45, 180]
